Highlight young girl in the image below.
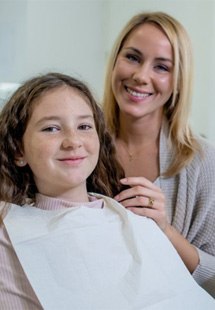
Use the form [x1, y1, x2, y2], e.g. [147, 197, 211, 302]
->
[0, 73, 214, 309]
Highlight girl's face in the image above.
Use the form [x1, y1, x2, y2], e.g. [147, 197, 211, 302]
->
[18, 86, 100, 200]
[112, 23, 174, 122]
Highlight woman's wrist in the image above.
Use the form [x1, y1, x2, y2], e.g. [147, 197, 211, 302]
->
[162, 223, 200, 272]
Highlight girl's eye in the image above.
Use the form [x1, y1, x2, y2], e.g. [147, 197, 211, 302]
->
[42, 126, 60, 132]
[78, 124, 93, 130]
[126, 53, 140, 63]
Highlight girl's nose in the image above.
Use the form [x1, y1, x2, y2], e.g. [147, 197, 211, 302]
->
[62, 132, 82, 149]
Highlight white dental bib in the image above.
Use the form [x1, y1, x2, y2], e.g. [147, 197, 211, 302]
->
[4, 194, 215, 309]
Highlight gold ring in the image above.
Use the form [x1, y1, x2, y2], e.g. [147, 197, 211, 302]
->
[148, 197, 155, 207]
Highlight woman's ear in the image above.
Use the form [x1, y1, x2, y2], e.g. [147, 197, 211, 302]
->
[14, 156, 27, 167]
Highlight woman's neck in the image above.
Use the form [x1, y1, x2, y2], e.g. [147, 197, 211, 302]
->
[117, 113, 163, 147]
[115, 112, 163, 181]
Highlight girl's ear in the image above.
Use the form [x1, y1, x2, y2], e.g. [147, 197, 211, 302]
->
[14, 156, 27, 167]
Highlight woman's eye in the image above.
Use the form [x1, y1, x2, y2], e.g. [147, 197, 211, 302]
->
[126, 53, 140, 63]
[155, 64, 169, 72]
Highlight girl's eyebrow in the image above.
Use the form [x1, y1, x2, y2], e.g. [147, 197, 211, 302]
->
[122, 47, 173, 64]
[35, 114, 94, 126]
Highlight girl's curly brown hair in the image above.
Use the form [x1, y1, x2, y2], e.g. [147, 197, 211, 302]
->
[0, 72, 125, 209]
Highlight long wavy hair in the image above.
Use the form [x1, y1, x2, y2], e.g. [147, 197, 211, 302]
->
[0, 72, 125, 211]
[103, 11, 200, 176]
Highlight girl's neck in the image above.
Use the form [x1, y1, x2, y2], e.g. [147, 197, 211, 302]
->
[38, 187, 89, 203]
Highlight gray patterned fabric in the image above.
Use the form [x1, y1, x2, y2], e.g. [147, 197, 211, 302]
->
[159, 120, 215, 297]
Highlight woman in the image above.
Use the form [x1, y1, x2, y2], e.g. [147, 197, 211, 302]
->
[103, 11, 215, 297]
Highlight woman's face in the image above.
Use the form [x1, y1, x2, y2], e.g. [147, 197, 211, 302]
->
[18, 86, 100, 200]
[112, 23, 174, 121]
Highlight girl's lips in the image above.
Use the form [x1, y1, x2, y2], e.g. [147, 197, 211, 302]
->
[59, 157, 85, 161]
[58, 157, 86, 165]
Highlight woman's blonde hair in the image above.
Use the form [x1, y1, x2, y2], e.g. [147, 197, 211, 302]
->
[103, 11, 200, 176]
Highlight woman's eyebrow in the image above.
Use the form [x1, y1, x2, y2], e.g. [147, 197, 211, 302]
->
[122, 47, 173, 63]
[122, 47, 142, 55]
[155, 57, 173, 64]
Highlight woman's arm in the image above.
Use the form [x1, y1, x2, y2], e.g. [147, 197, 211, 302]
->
[114, 177, 199, 273]
[164, 223, 199, 272]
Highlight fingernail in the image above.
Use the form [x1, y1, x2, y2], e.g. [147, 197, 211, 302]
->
[120, 178, 127, 183]
[114, 195, 119, 200]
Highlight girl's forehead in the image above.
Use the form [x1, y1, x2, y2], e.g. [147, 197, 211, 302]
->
[32, 89, 92, 119]
[31, 86, 90, 109]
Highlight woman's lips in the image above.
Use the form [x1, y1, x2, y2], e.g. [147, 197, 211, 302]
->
[125, 86, 153, 98]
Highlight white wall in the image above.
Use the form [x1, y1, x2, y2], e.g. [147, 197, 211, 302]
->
[0, 0, 107, 99]
[0, 0, 27, 82]
[25, 0, 107, 98]
[0, 0, 214, 143]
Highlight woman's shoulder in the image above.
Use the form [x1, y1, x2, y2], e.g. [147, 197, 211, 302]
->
[195, 135, 215, 162]
[188, 135, 215, 179]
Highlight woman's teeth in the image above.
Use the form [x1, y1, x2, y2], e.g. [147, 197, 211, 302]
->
[126, 87, 151, 98]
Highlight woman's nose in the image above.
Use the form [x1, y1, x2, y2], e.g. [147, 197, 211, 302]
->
[132, 64, 150, 84]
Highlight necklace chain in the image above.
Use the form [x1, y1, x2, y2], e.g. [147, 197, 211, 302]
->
[128, 152, 133, 161]
[120, 142, 144, 162]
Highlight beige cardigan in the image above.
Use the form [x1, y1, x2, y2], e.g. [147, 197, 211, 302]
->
[159, 121, 215, 297]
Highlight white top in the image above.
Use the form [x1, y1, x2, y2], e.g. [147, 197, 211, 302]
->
[1, 193, 214, 309]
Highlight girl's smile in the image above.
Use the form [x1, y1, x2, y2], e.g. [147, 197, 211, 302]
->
[19, 86, 100, 200]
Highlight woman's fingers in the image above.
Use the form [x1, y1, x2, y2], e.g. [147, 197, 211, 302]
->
[115, 184, 165, 209]
[120, 177, 162, 191]
[114, 176, 168, 231]
[119, 195, 158, 209]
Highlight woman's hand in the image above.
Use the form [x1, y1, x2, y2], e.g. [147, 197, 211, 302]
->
[114, 177, 199, 272]
[114, 177, 168, 231]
